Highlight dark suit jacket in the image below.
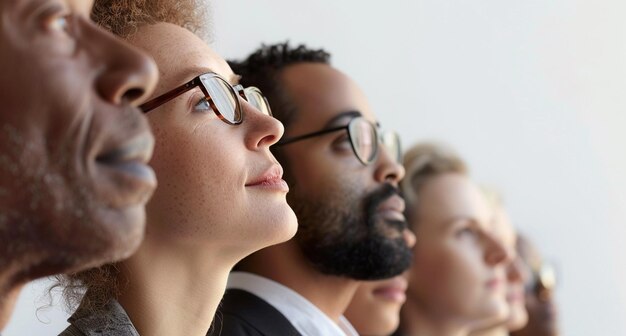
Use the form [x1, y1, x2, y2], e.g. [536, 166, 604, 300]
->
[210, 289, 302, 336]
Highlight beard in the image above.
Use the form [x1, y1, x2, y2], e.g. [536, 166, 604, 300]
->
[289, 182, 413, 280]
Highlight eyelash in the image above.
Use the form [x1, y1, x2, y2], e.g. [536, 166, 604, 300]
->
[457, 226, 478, 237]
[193, 94, 212, 112]
[42, 6, 73, 35]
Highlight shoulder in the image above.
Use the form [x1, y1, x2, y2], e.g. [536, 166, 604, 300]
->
[212, 289, 300, 336]
[58, 324, 86, 336]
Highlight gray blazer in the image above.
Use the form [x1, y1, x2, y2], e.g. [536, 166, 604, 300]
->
[58, 299, 139, 336]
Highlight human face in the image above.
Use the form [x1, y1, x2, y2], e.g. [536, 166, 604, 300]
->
[491, 207, 529, 332]
[511, 238, 559, 336]
[128, 23, 297, 256]
[345, 275, 408, 336]
[0, 0, 158, 279]
[277, 63, 415, 280]
[406, 174, 510, 327]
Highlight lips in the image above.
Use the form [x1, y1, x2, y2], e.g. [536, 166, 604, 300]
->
[245, 164, 289, 192]
[94, 133, 156, 205]
[372, 277, 408, 303]
[376, 195, 406, 221]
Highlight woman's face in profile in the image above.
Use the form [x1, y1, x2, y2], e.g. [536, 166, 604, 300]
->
[345, 275, 407, 336]
[490, 207, 529, 331]
[126, 23, 297, 254]
[406, 173, 509, 326]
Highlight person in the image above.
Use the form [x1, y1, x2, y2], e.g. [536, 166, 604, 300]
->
[469, 195, 529, 336]
[396, 143, 511, 336]
[344, 275, 408, 336]
[58, 2, 297, 335]
[510, 235, 559, 336]
[0, 0, 158, 331]
[213, 42, 416, 335]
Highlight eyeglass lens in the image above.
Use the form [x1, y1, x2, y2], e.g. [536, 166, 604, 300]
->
[200, 74, 241, 124]
[348, 118, 401, 164]
[244, 87, 272, 116]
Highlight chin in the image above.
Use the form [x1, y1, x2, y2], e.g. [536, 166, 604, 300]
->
[50, 204, 147, 275]
[507, 307, 529, 332]
[242, 204, 298, 254]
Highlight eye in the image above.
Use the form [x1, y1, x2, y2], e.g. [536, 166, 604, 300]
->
[50, 15, 69, 32]
[456, 226, 478, 238]
[332, 133, 352, 151]
[194, 97, 212, 112]
[41, 6, 73, 35]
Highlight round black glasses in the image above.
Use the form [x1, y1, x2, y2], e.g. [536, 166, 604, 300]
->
[275, 116, 401, 165]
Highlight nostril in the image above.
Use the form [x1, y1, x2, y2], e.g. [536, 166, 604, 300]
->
[123, 87, 146, 104]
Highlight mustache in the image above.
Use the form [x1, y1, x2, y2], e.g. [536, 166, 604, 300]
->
[363, 183, 407, 231]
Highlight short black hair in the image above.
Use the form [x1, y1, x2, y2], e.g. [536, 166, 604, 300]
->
[228, 42, 331, 129]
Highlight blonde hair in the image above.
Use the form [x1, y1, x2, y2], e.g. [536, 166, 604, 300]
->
[400, 142, 467, 219]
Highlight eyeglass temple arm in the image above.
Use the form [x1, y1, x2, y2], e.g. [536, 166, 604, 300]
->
[139, 77, 201, 113]
[275, 125, 348, 146]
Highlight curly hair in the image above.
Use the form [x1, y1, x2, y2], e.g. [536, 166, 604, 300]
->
[53, 0, 211, 315]
[400, 142, 468, 222]
[228, 42, 331, 131]
[91, 0, 211, 40]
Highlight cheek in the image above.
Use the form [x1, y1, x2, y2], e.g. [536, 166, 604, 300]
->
[410, 241, 487, 313]
[146, 123, 243, 237]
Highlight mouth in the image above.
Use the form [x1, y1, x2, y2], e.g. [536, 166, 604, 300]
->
[372, 278, 408, 303]
[485, 277, 505, 290]
[95, 134, 156, 204]
[245, 164, 289, 192]
[376, 195, 406, 222]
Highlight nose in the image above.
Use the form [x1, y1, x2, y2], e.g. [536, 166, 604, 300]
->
[374, 144, 405, 186]
[484, 233, 512, 266]
[85, 19, 158, 106]
[241, 100, 284, 149]
[403, 228, 417, 249]
[507, 256, 527, 283]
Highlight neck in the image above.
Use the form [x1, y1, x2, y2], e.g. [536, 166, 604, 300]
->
[239, 241, 359, 323]
[400, 295, 469, 336]
[0, 284, 23, 331]
[117, 238, 234, 336]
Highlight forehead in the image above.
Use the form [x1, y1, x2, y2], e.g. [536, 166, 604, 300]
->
[280, 63, 376, 132]
[128, 23, 234, 95]
[418, 174, 492, 225]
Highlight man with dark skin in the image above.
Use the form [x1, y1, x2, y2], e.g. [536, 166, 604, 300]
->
[0, 0, 158, 331]
[213, 43, 416, 335]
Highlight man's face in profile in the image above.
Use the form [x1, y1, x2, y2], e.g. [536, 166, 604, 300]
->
[0, 0, 158, 279]
[277, 63, 415, 280]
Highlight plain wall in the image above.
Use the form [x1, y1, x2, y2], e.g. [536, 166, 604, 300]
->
[6, 0, 625, 334]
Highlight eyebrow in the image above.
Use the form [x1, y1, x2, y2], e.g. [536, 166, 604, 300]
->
[322, 110, 363, 129]
[442, 216, 480, 229]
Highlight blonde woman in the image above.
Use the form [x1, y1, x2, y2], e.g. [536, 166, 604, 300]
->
[397, 143, 511, 336]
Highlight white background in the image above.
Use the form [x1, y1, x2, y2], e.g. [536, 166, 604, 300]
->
[7, 0, 626, 335]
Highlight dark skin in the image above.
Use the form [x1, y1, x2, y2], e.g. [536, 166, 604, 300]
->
[238, 63, 415, 322]
[0, 0, 158, 329]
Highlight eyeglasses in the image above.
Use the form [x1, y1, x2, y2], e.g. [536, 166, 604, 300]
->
[139, 72, 272, 125]
[526, 262, 557, 300]
[275, 115, 401, 165]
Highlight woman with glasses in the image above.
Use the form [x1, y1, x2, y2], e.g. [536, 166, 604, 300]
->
[395, 143, 512, 336]
[57, 1, 297, 335]
[510, 235, 559, 336]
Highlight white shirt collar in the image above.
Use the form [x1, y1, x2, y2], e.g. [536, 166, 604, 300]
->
[228, 271, 359, 336]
